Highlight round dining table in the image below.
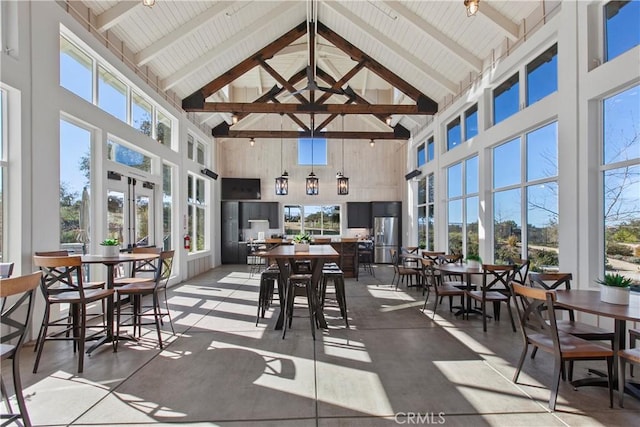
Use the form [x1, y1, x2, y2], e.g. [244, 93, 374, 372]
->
[81, 252, 159, 353]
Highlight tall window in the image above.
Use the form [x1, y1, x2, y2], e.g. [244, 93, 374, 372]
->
[60, 119, 92, 252]
[417, 143, 426, 167]
[446, 117, 461, 151]
[526, 44, 558, 106]
[418, 174, 436, 250]
[427, 137, 435, 162]
[0, 90, 6, 261]
[464, 104, 478, 140]
[187, 133, 207, 165]
[60, 32, 177, 150]
[493, 73, 519, 125]
[107, 139, 151, 173]
[298, 138, 327, 165]
[60, 36, 93, 103]
[447, 157, 478, 255]
[417, 176, 426, 248]
[427, 174, 435, 251]
[283, 205, 340, 236]
[493, 122, 558, 269]
[132, 91, 152, 136]
[187, 174, 207, 252]
[162, 163, 173, 251]
[602, 85, 639, 277]
[98, 66, 127, 122]
[605, 1, 640, 62]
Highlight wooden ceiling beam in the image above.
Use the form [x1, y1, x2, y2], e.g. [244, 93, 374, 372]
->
[183, 21, 307, 108]
[212, 127, 408, 140]
[257, 58, 309, 104]
[316, 60, 367, 104]
[189, 102, 435, 115]
[317, 21, 438, 112]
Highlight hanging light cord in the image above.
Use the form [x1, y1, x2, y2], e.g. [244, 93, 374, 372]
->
[341, 114, 345, 175]
[311, 115, 314, 174]
[280, 114, 284, 174]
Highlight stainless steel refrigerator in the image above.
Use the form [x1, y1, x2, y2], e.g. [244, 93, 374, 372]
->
[374, 217, 399, 263]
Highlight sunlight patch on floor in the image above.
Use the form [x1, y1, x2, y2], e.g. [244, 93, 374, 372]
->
[322, 335, 372, 363]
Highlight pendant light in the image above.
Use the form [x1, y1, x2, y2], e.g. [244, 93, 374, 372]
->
[306, 115, 319, 195]
[337, 114, 349, 195]
[464, 0, 480, 17]
[275, 113, 288, 195]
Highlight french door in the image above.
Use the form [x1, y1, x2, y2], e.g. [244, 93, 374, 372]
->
[107, 171, 157, 249]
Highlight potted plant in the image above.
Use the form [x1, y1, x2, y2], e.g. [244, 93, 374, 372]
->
[466, 253, 482, 268]
[100, 238, 120, 257]
[292, 233, 311, 252]
[596, 273, 633, 305]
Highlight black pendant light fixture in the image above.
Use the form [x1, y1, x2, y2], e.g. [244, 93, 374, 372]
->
[306, 115, 319, 195]
[337, 114, 349, 195]
[275, 113, 288, 195]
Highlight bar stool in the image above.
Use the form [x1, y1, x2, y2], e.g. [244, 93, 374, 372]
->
[320, 267, 349, 327]
[256, 265, 280, 325]
[282, 274, 316, 340]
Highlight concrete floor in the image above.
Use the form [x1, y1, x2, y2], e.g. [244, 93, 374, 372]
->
[4, 264, 639, 426]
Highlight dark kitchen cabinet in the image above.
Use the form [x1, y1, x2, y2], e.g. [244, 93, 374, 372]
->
[371, 201, 401, 217]
[221, 202, 240, 264]
[347, 202, 372, 228]
[240, 202, 279, 228]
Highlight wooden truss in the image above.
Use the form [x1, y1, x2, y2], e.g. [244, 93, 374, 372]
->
[182, 21, 438, 140]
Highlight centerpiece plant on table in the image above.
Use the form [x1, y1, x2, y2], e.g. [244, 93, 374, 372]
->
[100, 238, 120, 257]
[293, 233, 311, 252]
[596, 272, 633, 305]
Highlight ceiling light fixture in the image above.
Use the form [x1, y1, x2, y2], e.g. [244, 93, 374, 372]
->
[464, 0, 480, 17]
[370, 139, 375, 148]
[337, 114, 349, 195]
[142, 0, 156, 7]
[231, 113, 238, 125]
[249, 138, 255, 147]
[306, 116, 319, 196]
[275, 114, 288, 196]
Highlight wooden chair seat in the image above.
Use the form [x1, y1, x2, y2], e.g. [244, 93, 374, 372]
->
[114, 277, 153, 286]
[527, 332, 614, 359]
[467, 289, 509, 302]
[116, 281, 155, 293]
[619, 347, 640, 364]
[619, 347, 640, 407]
[48, 288, 114, 304]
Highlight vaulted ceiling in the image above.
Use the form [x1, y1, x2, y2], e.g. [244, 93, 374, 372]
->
[78, 0, 544, 140]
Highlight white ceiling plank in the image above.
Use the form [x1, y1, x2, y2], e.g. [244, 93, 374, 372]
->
[278, 43, 344, 58]
[317, 57, 341, 84]
[479, 2, 520, 41]
[325, 1, 457, 95]
[382, 1, 482, 72]
[96, 1, 139, 32]
[135, 1, 234, 66]
[162, 2, 294, 91]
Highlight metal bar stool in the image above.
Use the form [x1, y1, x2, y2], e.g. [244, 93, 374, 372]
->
[320, 267, 349, 327]
[256, 265, 280, 325]
[282, 273, 316, 340]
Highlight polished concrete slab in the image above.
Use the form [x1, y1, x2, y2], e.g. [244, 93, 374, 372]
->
[4, 264, 639, 426]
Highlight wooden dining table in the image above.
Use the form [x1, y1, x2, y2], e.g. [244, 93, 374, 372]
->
[555, 289, 640, 398]
[436, 263, 484, 317]
[81, 252, 159, 353]
[266, 244, 339, 330]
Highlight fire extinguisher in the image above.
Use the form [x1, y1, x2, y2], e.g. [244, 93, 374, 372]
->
[183, 234, 191, 250]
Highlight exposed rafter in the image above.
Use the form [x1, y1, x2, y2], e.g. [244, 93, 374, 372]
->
[382, 1, 483, 72]
[163, 2, 297, 91]
[189, 102, 435, 115]
[211, 122, 410, 140]
[479, 2, 520, 41]
[323, 1, 457, 95]
[95, 1, 139, 32]
[135, 1, 234, 66]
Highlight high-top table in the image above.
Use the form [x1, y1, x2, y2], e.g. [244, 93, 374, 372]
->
[266, 244, 339, 330]
[81, 253, 159, 353]
[436, 263, 483, 316]
[555, 289, 640, 398]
